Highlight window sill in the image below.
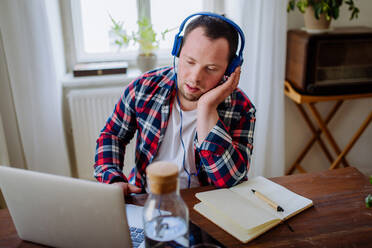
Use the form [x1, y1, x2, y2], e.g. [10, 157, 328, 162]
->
[62, 55, 173, 89]
[61, 67, 142, 89]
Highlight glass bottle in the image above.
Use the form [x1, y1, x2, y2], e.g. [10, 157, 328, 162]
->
[143, 161, 189, 248]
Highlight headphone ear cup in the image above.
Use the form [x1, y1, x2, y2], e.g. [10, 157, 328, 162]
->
[225, 56, 242, 76]
[172, 35, 183, 57]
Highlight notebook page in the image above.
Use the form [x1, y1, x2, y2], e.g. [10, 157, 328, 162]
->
[194, 202, 280, 243]
[195, 188, 278, 230]
[230, 176, 313, 220]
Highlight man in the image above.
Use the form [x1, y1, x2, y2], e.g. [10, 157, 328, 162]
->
[94, 14, 256, 196]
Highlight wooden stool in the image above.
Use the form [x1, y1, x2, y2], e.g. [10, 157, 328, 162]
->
[285, 81, 372, 175]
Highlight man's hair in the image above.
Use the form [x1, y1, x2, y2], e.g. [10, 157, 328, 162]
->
[183, 15, 239, 64]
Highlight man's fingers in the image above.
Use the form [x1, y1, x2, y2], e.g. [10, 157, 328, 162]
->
[123, 186, 129, 196]
[224, 67, 241, 91]
[113, 182, 142, 196]
[234, 68, 241, 89]
[128, 184, 142, 193]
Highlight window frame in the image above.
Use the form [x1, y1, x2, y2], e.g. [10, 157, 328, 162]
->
[61, 0, 225, 72]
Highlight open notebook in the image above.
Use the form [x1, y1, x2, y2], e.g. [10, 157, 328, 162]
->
[194, 176, 313, 243]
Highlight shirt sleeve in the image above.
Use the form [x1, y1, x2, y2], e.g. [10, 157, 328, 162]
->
[93, 81, 137, 184]
[195, 103, 256, 188]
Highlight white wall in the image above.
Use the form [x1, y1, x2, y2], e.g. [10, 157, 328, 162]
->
[286, 1, 372, 174]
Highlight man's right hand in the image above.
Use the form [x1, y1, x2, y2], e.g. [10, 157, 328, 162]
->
[113, 182, 142, 196]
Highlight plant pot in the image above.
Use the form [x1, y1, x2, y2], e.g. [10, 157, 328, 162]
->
[137, 53, 157, 73]
[303, 6, 332, 33]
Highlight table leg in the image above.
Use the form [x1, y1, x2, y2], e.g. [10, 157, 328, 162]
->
[296, 104, 334, 161]
[286, 101, 342, 174]
[307, 103, 351, 168]
[329, 110, 372, 170]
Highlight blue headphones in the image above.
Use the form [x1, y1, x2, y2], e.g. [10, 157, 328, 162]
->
[171, 12, 245, 76]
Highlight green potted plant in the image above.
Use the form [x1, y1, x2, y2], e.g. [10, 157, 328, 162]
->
[110, 15, 172, 72]
[287, 0, 359, 32]
[365, 176, 372, 208]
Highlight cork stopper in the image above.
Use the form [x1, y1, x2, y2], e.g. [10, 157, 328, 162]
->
[146, 161, 179, 194]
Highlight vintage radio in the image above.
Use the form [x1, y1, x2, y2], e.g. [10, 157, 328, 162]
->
[286, 27, 372, 95]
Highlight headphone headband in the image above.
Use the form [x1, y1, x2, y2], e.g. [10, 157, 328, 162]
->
[171, 12, 245, 76]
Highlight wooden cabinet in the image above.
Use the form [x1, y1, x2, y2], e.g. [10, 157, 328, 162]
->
[286, 27, 372, 95]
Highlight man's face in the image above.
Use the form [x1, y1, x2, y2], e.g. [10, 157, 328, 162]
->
[177, 27, 230, 105]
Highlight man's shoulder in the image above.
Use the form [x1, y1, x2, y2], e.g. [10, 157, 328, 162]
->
[135, 66, 175, 89]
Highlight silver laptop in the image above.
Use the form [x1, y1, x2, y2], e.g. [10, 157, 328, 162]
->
[0, 165, 145, 248]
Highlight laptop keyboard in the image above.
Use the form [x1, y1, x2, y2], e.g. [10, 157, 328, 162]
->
[130, 226, 144, 248]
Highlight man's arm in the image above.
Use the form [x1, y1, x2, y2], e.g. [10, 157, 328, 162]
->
[196, 67, 256, 187]
[94, 82, 137, 185]
[196, 107, 255, 187]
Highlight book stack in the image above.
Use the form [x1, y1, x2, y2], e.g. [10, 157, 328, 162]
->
[73, 61, 128, 77]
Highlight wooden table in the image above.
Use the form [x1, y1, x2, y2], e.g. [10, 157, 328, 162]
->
[1, 167, 372, 247]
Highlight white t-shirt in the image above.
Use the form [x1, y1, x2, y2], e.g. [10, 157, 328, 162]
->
[152, 97, 200, 189]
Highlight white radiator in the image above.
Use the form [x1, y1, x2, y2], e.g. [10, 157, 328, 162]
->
[67, 87, 135, 180]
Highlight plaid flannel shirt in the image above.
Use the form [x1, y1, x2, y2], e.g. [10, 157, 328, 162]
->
[94, 67, 256, 190]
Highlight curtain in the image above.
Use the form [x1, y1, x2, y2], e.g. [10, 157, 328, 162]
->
[0, 114, 10, 166]
[228, 0, 287, 177]
[0, 0, 70, 175]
